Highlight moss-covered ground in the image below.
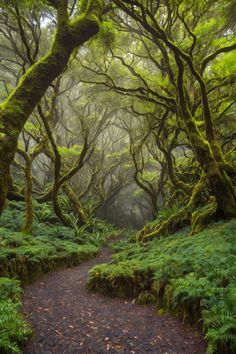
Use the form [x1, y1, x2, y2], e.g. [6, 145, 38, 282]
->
[88, 219, 236, 354]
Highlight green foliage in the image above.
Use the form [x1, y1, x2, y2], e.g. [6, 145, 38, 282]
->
[203, 287, 236, 354]
[0, 201, 74, 240]
[140, 170, 157, 183]
[57, 145, 82, 163]
[77, 231, 108, 247]
[0, 278, 32, 354]
[0, 226, 98, 281]
[157, 204, 181, 221]
[97, 21, 116, 48]
[211, 52, 236, 77]
[195, 18, 218, 38]
[34, 224, 75, 240]
[0, 278, 22, 302]
[0, 201, 26, 231]
[111, 231, 136, 253]
[24, 122, 41, 137]
[0, 299, 32, 354]
[75, 218, 119, 246]
[33, 202, 56, 223]
[88, 220, 236, 353]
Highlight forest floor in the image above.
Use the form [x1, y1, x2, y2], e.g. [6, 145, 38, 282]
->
[22, 247, 207, 354]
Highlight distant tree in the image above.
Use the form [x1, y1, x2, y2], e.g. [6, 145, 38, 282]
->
[78, 0, 236, 238]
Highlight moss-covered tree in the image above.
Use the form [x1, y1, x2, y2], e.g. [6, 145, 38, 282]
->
[0, 0, 104, 214]
[77, 0, 236, 238]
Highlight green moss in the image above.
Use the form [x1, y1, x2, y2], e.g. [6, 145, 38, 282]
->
[97, 21, 116, 48]
[80, 0, 89, 13]
[191, 198, 217, 234]
[0, 132, 6, 141]
[0, 227, 98, 283]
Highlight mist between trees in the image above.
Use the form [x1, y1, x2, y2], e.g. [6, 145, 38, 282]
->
[0, 0, 235, 239]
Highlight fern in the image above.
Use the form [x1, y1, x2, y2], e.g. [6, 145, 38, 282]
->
[0, 299, 32, 354]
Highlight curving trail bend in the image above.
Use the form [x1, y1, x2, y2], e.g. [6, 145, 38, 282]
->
[22, 248, 206, 354]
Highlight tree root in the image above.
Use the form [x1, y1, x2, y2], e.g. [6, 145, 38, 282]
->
[137, 175, 208, 243]
[191, 197, 217, 235]
[137, 204, 191, 243]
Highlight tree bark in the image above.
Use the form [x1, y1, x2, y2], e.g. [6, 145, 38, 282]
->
[62, 183, 88, 226]
[175, 54, 236, 219]
[22, 157, 33, 233]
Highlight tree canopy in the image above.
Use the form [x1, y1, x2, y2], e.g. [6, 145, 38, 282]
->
[0, 0, 235, 235]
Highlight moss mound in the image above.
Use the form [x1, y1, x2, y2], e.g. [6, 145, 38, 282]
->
[0, 227, 98, 284]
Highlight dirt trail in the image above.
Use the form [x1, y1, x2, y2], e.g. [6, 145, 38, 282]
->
[22, 247, 206, 354]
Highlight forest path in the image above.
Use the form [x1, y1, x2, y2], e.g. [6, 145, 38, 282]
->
[22, 247, 206, 354]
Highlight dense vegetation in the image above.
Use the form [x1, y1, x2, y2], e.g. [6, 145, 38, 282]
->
[0, 277, 32, 354]
[0, 0, 235, 353]
[89, 220, 236, 353]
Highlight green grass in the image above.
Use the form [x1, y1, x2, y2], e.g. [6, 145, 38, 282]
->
[88, 219, 236, 353]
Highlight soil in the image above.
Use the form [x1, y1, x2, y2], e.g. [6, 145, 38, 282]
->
[22, 247, 207, 354]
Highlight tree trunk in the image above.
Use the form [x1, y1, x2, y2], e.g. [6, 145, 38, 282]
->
[62, 183, 88, 226]
[52, 181, 74, 228]
[175, 54, 236, 220]
[181, 110, 236, 219]
[22, 158, 33, 233]
[150, 194, 158, 219]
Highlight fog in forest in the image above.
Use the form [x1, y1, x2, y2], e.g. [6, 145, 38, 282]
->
[0, 1, 236, 353]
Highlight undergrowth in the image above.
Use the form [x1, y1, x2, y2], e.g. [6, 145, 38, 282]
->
[0, 278, 32, 354]
[0, 201, 117, 245]
[0, 226, 99, 282]
[88, 219, 236, 353]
